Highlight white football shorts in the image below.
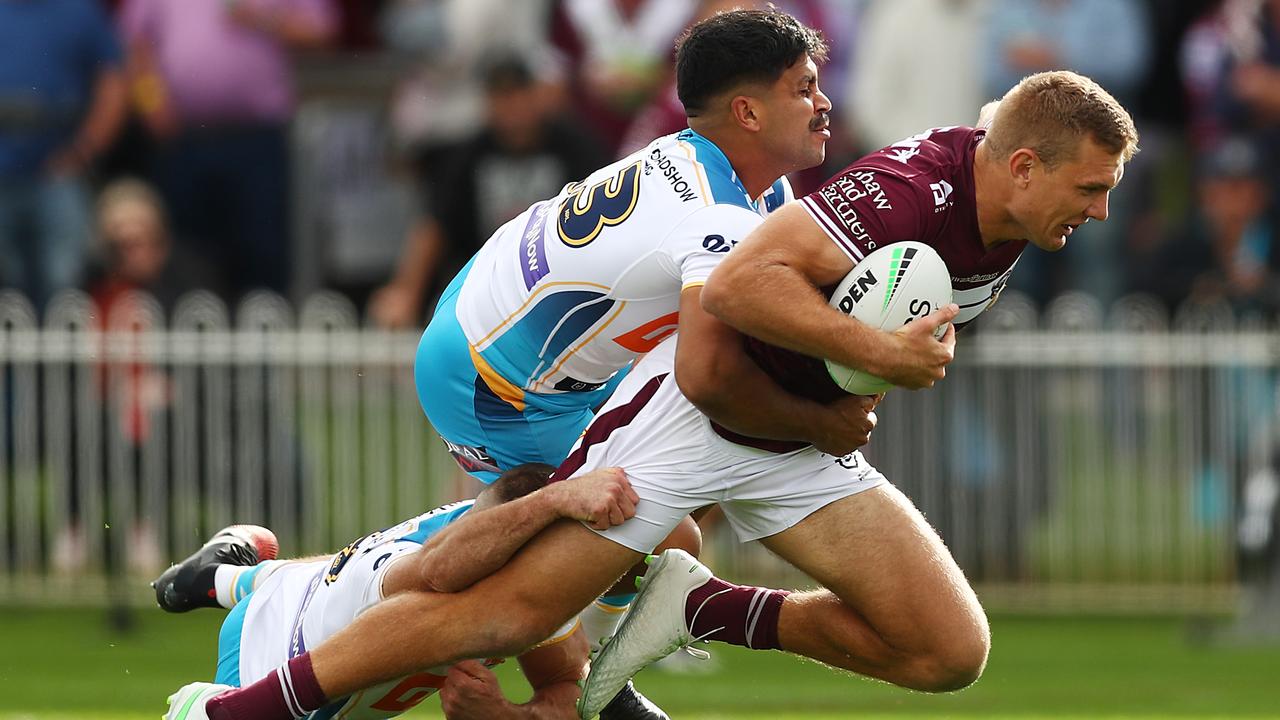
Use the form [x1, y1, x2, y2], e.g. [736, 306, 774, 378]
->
[558, 337, 887, 553]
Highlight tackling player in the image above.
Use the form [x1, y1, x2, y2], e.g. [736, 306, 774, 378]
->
[165, 10, 880, 719]
[152, 28, 1145, 720]
[163, 464, 638, 720]
[577, 68, 1141, 712]
[412, 9, 905, 715]
[417, 8, 922, 487]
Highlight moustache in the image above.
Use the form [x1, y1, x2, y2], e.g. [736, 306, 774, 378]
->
[810, 113, 830, 132]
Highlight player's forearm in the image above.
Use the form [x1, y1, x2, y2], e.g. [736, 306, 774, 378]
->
[704, 257, 893, 377]
[416, 493, 560, 593]
[681, 340, 830, 443]
[442, 681, 577, 720]
[512, 682, 581, 720]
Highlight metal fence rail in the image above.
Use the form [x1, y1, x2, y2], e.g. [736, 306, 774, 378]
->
[0, 289, 1270, 612]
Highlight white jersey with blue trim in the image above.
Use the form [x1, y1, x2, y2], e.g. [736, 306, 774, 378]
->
[236, 501, 477, 719]
[332, 499, 477, 555]
[455, 129, 792, 410]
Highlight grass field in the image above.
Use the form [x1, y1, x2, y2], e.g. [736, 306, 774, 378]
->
[1, 608, 1278, 719]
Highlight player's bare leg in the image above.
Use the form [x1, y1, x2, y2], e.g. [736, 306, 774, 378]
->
[604, 515, 702, 601]
[760, 484, 989, 691]
[312, 520, 641, 699]
[590, 517, 699, 720]
[581, 485, 988, 715]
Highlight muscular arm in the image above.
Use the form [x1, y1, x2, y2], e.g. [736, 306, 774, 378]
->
[702, 203, 956, 390]
[675, 286, 876, 456]
[383, 468, 637, 596]
[508, 630, 590, 720]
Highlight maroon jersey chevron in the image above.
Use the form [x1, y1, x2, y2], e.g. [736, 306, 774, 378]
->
[728, 127, 1026, 450]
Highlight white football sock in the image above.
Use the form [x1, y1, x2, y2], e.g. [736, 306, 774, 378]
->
[214, 560, 287, 608]
[580, 598, 632, 654]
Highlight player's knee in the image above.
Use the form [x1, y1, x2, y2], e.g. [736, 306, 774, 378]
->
[655, 515, 702, 558]
[909, 625, 990, 692]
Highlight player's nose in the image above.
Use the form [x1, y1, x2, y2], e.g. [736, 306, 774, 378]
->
[1086, 192, 1110, 222]
[815, 86, 832, 114]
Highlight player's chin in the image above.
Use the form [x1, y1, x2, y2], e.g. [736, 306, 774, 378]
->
[803, 143, 827, 168]
[1039, 233, 1068, 252]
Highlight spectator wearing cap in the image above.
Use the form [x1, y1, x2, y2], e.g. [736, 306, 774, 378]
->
[370, 53, 607, 329]
[0, 0, 127, 312]
[1194, 0, 1280, 237]
[1136, 136, 1280, 316]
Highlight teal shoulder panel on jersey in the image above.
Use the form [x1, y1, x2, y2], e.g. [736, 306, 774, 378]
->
[400, 501, 476, 545]
[763, 178, 788, 213]
[677, 129, 756, 212]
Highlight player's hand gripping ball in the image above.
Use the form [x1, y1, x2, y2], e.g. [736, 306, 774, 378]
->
[826, 241, 954, 395]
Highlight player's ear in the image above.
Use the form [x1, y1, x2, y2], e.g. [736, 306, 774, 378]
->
[1009, 148, 1036, 188]
[730, 95, 762, 132]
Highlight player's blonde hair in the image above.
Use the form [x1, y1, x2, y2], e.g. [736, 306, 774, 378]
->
[983, 71, 1139, 168]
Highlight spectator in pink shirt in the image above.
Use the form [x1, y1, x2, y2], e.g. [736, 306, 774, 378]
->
[120, 0, 337, 300]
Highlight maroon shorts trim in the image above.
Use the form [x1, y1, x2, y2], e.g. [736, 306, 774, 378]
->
[551, 373, 669, 481]
[707, 422, 809, 454]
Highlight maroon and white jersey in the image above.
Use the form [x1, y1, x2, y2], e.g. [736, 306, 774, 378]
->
[724, 127, 1025, 450]
[801, 125, 1024, 326]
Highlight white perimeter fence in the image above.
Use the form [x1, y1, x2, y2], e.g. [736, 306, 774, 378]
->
[1, 288, 1275, 613]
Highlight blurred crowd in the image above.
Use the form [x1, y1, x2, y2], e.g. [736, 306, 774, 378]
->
[4, 0, 1280, 328]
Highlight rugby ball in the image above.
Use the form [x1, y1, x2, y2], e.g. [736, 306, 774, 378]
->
[826, 242, 953, 395]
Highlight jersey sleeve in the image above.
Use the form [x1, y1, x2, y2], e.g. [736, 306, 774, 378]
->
[798, 167, 928, 262]
[661, 205, 764, 290]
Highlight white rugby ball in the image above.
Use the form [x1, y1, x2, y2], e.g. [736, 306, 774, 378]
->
[826, 241, 954, 395]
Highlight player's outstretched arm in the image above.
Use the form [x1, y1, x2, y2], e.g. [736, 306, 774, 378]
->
[702, 203, 957, 390]
[675, 286, 879, 456]
[385, 468, 638, 596]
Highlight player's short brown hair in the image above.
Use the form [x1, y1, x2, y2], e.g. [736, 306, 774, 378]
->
[983, 71, 1139, 167]
[485, 462, 555, 504]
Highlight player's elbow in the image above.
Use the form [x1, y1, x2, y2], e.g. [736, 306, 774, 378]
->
[414, 553, 470, 594]
[699, 269, 738, 323]
[674, 349, 726, 417]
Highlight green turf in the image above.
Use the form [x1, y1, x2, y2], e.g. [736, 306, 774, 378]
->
[0, 608, 1277, 718]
